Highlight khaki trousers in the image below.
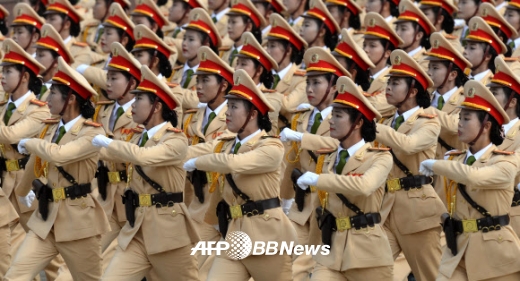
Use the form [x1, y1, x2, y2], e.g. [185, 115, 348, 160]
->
[0, 224, 11, 278]
[192, 220, 221, 281]
[310, 262, 393, 281]
[385, 213, 442, 281]
[207, 254, 293, 281]
[4, 230, 102, 281]
[291, 220, 313, 281]
[436, 262, 520, 281]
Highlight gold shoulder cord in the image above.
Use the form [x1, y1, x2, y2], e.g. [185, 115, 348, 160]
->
[93, 104, 103, 123]
[126, 165, 133, 187]
[315, 154, 328, 210]
[444, 154, 458, 216]
[373, 117, 387, 148]
[183, 113, 195, 144]
[208, 140, 227, 193]
[285, 113, 302, 163]
[34, 124, 50, 178]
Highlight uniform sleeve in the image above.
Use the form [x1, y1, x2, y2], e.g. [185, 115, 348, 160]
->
[300, 133, 339, 151]
[280, 79, 307, 115]
[0, 107, 49, 143]
[316, 152, 393, 196]
[175, 87, 199, 111]
[375, 118, 440, 155]
[83, 66, 107, 90]
[185, 140, 220, 160]
[195, 139, 283, 174]
[432, 157, 518, 189]
[434, 108, 459, 136]
[14, 155, 37, 196]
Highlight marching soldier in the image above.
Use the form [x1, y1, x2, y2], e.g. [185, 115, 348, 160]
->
[505, 0, 520, 57]
[10, 3, 45, 57]
[418, 0, 462, 52]
[457, 0, 480, 42]
[479, 2, 517, 58]
[183, 69, 296, 281]
[208, 0, 231, 40]
[374, 50, 445, 281]
[92, 65, 199, 280]
[419, 80, 520, 281]
[300, 0, 340, 52]
[7, 56, 109, 281]
[295, 76, 394, 281]
[131, 0, 169, 39]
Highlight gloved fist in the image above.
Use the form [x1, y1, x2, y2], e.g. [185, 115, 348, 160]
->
[92, 135, 112, 148]
[197, 103, 207, 109]
[18, 190, 36, 207]
[280, 128, 303, 142]
[296, 103, 312, 111]
[297, 172, 319, 190]
[183, 158, 198, 172]
[419, 159, 436, 177]
[18, 138, 30, 155]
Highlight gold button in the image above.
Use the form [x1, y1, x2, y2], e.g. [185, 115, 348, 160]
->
[263, 214, 270, 221]
[498, 235, 503, 241]
[171, 210, 177, 217]
[54, 167, 58, 171]
[421, 194, 426, 199]
[81, 202, 87, 209]
[137, 176, 141, 180]
[52, 183, 56, 187]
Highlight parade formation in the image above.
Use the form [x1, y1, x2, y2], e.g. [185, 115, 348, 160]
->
[0, 0, 519, 280]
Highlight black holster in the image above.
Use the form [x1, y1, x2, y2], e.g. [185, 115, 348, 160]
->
[96, 163, 109, 201]
[291, 168, 307, 212]
[316, 206, 336, 246]
[216, 200, 231, 238]
[33, 179, 51, 221]
[441, 213, 458, 256]
[189, 169, 207, 204]
[122, 189, 137, 227]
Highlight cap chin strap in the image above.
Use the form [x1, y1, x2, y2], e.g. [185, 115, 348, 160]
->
[401, 25, 420, 52]
[338, 113, 362, 143]
[24, 29, 37, 51]
[471, 44, 490, 72]
[315, 74, 336, 110]
[237, 107, 256, 135]
[208, 82, 225, 106]
[437, 62, 453, 91]
[503, 90, 519, 111]
[40, 58, 57, 79]
[59, 88, 73, 116]
[58, 16, 70, 34]
[10, 68, 27, 96]
[118, 78, 134, 101]
[348, 64, 358, 82]
[307, 22, 325, 49]
[395, 79, 415, 109]
[373, 41, 390, 69]
[143, 97, 159, 126]
[468, 114, 489, 146]
[433, 7, 443, 28]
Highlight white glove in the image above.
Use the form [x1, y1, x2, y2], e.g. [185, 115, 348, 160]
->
[296, 103, 312, 110]
[197, 102, 207, 109]
[183, 158, 198, 172]
[92, 135, 113, 148]
[18, 139, 30, 155]
[419, 159, 436, 177]
[281, 198, 294, 215]
[18, 190, 36, 208]
[297, 172, 319, 190]
[280, 128, 303, 142]
[516, 183, 520, 191]
[75, 64, 90, 74]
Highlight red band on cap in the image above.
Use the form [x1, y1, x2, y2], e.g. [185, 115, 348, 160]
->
[462, 94, 504, 125]
[137, 79, 177, 109]
[240, 44, 274, 71]
[133, 4, 165, 28]
[307, 8, 337, 34]
[482, 15, 514, 39]
[426, 45, 468, 71]
[185, 0, 202, 8]
[13, 15, 43, 30]
[491, 71, 520, 98]
[52, 71, 92, 99]
[398, 11, 432, 35]
[365, 25, 400, 48]
[390, 62, 429, 89]
[466, 29, 502, 54]
[334, 41, 370, 70]
[266, 0, 284, 13]
[2, 51, 41, 75]
[114, 0, 130, 8]
[307, 59, 345, 77]
[186, 20, 219, 46]
[268, 26, 305, 50]
[333, 93, 376, 120]
[229, 3, 261, 27]
[108, 55, 141, 81]
[105, 15, 134, 40]
[134, 37, 172, 58]
[420, 0, 455, 16]
[36, 37, 72, 63]
[198, 59, 234, 84]
[47, 3, 80, 23]
[228, 84, 269, 115]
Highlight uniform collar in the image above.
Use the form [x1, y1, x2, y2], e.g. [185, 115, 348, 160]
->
[465, 142, 493, 163]
[503, 117, 519, 135]
[59, 114, 82, 132]
[273, 62, 293, 80]
[9, 90, 32, 108]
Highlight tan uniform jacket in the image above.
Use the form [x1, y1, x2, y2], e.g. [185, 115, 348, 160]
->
[163, 24, 186, 65]
[103, 122, 200, 255]
[78, 19, 104, 55]
[17, 117, 110, 242]
[433, 147, 520, 281]
[66, 37, 104, 68]
[365, 67, 395, 118]
[290, 17, 304, 35]
[259, 84, 283, 135]
[375, 107, 446, 234]
[170, 65, 199, 111]
[275, 63, 307, 123]
[215, 14, 229, 41]
[312, 141, 394, 271]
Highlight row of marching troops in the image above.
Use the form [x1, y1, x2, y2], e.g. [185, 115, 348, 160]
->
[0, 0, 519, 280]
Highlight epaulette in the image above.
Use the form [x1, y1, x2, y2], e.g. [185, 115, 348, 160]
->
[294, 70, 306, 76]
[185, 108, 199, 114]
[72, 41, 89, 47]
[493, 150, 515, 155]
[445, 150, 465, 156]
[95, 100, 115, 106]
[418, 113, 437, 118]
[84, 120, 102, 127]
[219, 45, 232, 51]
[444, 34, 458, 40]
[261, 88, 276, 93]
[294, 107, 312, 113]
[261, 135, 280, 139]
[172, 65, 183, 71]
[0, 37, 5, 42]
[315, 148, 336, 154]
[0, 101, 7, 106]
[218, 136, 235, 141]
[167, 82, 180, 88]
[504, 57, 520, 62]
[368, 147, 391, 151]
[353, 30, 365, 35]
[42, 118, 60, 124]
[167, 127, 182, 133]
[90, 59, 105, 66]
[132, 126, 144, 133]
[363, 90, 383, 97]
[30, 99, 47, 106]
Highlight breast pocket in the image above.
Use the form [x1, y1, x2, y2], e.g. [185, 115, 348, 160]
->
[351, 226, 385, 260]
[67, 196, 96, 229]
[407, 186, 439, 219]
[156, 204, 187, 238]
[481, 230, 518, 268]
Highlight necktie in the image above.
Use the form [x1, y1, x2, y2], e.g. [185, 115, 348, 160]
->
[183, 69, 194, 88]
[203, 112, 216, 134]
[55, 126, 66, 144]
[212, 15, 217, 23]
[310, 112, 322, 134]
[394, 115, 404, 130]
[509, 41, 515, 50]
[272, 74, 281, 89]
[140, 132, 149, 147]
[335, 150, 349, 174]
[113, 107, 125, 129]
[229, 48, 238, 65]
[233, 142, 241, 154]
[4, 102, 16, 124]
[466, 155, 476, 166]
[95, 27, 104, 43]
[369, 77, 374, 84]
[39, 85, 48, 100]
[172, 28, 181, 38]
[437, 96, 445, 110]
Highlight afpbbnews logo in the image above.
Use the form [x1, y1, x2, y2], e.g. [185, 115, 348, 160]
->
[191, 231, 331, 260]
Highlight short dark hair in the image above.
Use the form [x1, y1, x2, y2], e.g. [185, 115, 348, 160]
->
[241, 99, 272, 132]
[339, 106, 377, 142]
[53, 83, 95, 119]
[476, 110, 503, 145]
[403, 76, 430, 108]
[12, 64, 42, 96]
[142, 92, 179, 127]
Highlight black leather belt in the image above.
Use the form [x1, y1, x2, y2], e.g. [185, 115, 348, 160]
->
[229, 197, 280, 218]
[453, 215, 510, 233]
[386, 175, 433, 192]
[0, 156, 30, 172]
[108, 170, 127, 183]
[41, 183, 92, 202]
[124, 191, 183, 208]
[512, 189, 520, 207]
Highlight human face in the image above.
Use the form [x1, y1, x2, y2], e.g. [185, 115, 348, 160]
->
[196, 74, 221, 103]
[421, 8, 436, 28]
[93, 0, 108, 21]
[169, 0, 188, 22]
[132, 15, 153, 30]
[266, 40, 287, 65]
[458, 109, 483, 144]
[300, 18, 320, 45]
[385, 77, 409, 106]
[225, 99, 249, 133]
[208, 0, 226, 11]
[463, 42, 486, 70]
[131, 93, 155, 124]
[106, 71, 131, 100]
[283, 0, 301, 15]
[395, 22, 417, 49]
[457, 0, 478, 21]
[45, 13, 64, 33]
[427, 61, 449, 89]
[227, 15, 248, 42]
[329, 107, 354, 139]
[327, 5, 344, 27]
[133, 50, 152, 66]
[363, 39, 385, 65]
[182, 30, 203, 61]
[254, 2, 267, 17]
[36, 49, 56, 76]
[11, 26, 34, 51]
[504, 8, 520, 33]
[47, 85, 67, 115]
[1, 66, 22, 94]
[365, 0, 383, 14]
[306, 75, 334, 107]
[490, 87, 509, 109]
[100, 27, 121, 54]
[235, 57, 258, 79]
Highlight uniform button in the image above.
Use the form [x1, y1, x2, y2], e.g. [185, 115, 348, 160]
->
[498, 235, 503, 241]
[171, 210, 177, 217]
[81, 202, 87, 209]
[52, 183, 56, 187]
[263, 214, 270, 221]
[54, 167, 58, 171]
[421, 194, 426, 199]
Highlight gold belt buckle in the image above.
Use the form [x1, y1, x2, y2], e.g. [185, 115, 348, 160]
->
[462, 219, 478, 232]
[107, 171, 121, 183]
[139, 194, 152, 207]
[230, 204, 243, 219]
[52, 188, 66, 202]
[386, 178, 401, 193]
[5, 159, 20, 172]
[336, 217, 352, 232]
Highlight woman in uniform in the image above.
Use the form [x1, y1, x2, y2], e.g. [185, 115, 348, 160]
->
[478, 3, 517, 57]
[184, 69, 296, 281]
[92, 65, 199, 280]
[295, 76, 394, 281]
[419, 0, 462, 51]
[324, 0, 363, 45]
[300, 0, 340, 53]
[374, 50, 445, 281]
[365, 0, 399, 23]
[10, 3, 45, 58]
[420, 80, 520, 281]
[7, 56, 109, 281]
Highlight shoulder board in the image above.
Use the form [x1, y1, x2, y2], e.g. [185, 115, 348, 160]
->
[219, 46, 232, 51]
[418, 113, 437, 118]
[167, 127, 182, 133]
[444, 34, 457, 40]
[504, 57, 520, 62]
[132, 126, 144, 133]
[294, 108, 312, 114]
[0, 37, 5, 42]
[96, 100, 115, 106]
[72, 41, 89, 47]
[261, 135, 280, 139]
[294, 70, 306, 76]
[0, 101, 7, 106]
[316, 148, 336, 154]
[172, 65, 183, 70]
[445, 150, 465, 156]
[30, 99, 47, 106]
[368, 147, 391, 151]
[363, 90, 383, 97]
[185, 108, 199, 114]
[493, 150, 515, 155]
[218, 136, 235, 141]
[353, 30, 365, 35]
[261, 88, 276, 93]
[42, 118, 60, 124]
[167, 82, 180, 88]
[84, 120, 102, 127]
